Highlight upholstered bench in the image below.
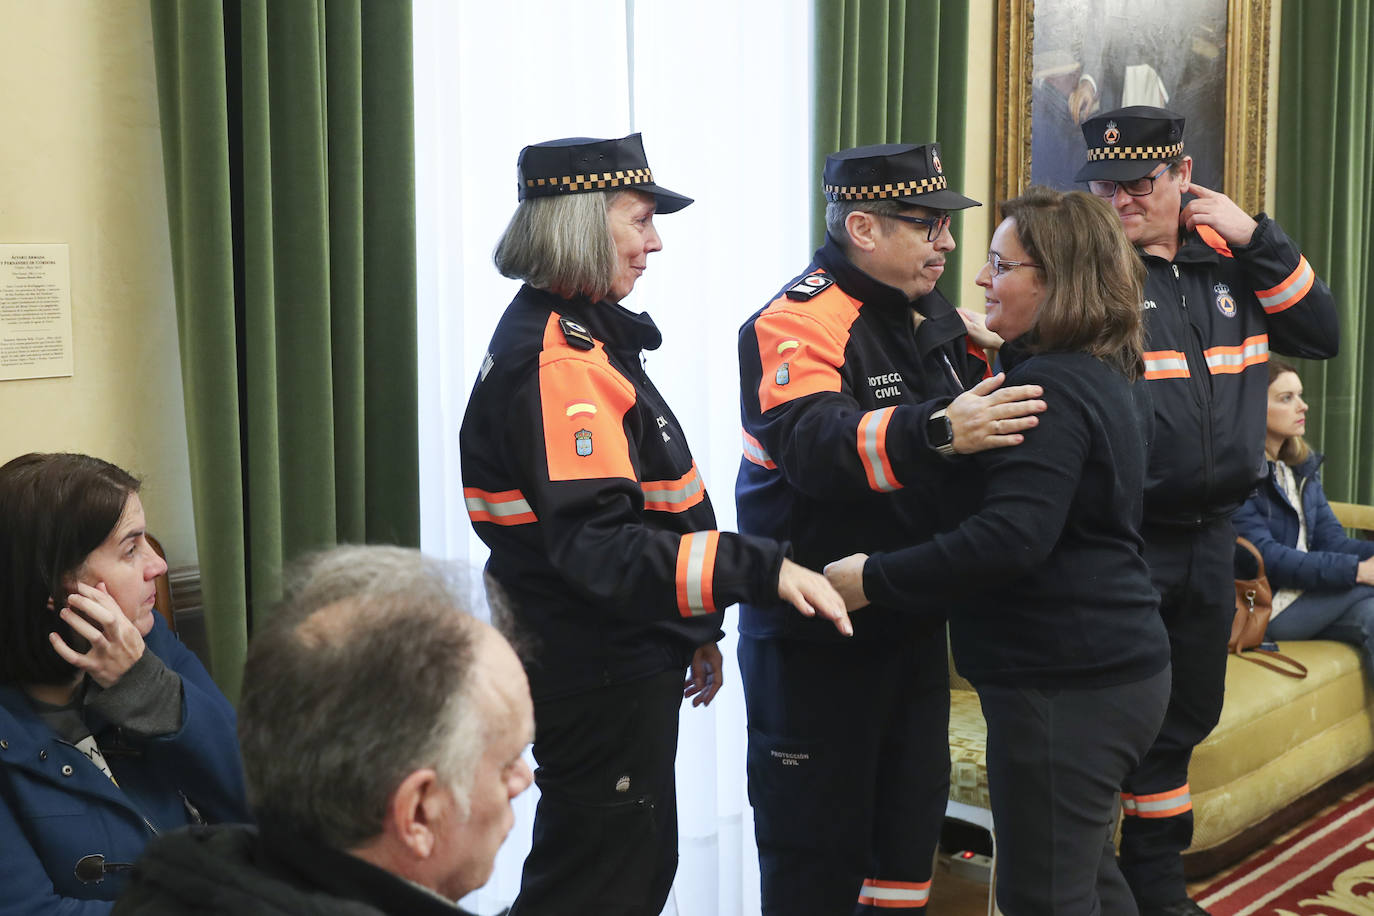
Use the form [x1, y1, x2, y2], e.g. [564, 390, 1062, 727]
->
[944, 643, 1374, 892]
[1183, 640, 1374, 873]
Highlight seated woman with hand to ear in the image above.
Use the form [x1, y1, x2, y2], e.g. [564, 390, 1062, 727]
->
[825, 187, 1170, 916]
[0, 453, 248, 915]
[1231, 359, 1374, 676]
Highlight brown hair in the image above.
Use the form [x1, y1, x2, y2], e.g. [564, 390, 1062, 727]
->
[1268, 358, 1312, 466]
[0, 453, 140, 685]
[1000, 186, 1146, 381]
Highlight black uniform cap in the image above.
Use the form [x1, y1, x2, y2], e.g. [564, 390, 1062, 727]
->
[1074, 106, 1186, 182]
[822, 142, 980, 211]
[516, 132, 692, 214]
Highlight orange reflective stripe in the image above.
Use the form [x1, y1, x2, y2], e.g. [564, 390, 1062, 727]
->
[858, 878, 931, 908]
[539, 314, 636, 482]
[1203, 334, 1268, 375]
[1122, 784, 1191, 818]
[463, 487, 537, 525]
[1142, 349, 1190, 380]
[642, 463, 707, 513]
[857, 407, 902, 492]
[1256, 256, 1315, 315]
[742, 429, 776, 469]
[675, 531, 719, 617]
[754, 294, 859, 412]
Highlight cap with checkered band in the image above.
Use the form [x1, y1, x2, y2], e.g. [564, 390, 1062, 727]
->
[1074, 106, 1186, 182]
[822, 142, 980, 211]
[516, 132, 692, 214]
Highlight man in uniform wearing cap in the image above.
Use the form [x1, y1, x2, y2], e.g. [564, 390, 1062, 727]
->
[1076, 106, 1340, 915]
[735, 142, 1048, 915]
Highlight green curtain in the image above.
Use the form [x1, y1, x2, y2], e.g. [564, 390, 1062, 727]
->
[1275, 0, 1374, 504]
[149, 0, 420, 700]
[811, 0, 971, 298]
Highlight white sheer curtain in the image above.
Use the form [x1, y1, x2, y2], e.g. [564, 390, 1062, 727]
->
[414, 3, 812, 913]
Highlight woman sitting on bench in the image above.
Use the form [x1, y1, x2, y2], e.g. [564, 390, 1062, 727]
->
[1232, 359, 1374, 676]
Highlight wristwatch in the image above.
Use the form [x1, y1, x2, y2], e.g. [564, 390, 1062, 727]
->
[926, 408, 957, 458]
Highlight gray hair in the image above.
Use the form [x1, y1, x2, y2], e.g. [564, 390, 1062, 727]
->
[237, 545, 488, 849]
[494, 190, 624, 301]
[824, 198, 909, 252]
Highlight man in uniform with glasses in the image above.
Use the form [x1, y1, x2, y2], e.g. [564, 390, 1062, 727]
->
[734, 142, 1047, 914]
[1076, 106, 1340, 916]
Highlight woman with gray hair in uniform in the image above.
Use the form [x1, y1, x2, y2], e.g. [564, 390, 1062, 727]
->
[458, 133, 847, 915]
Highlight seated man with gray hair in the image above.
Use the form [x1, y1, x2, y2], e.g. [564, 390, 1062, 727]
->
[114, 545, 535, 915]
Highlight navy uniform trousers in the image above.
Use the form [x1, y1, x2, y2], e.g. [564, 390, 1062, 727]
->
[739, 628, 950, 915]
[511, 670, 683, 916]
[1118, 519, 1233, 906]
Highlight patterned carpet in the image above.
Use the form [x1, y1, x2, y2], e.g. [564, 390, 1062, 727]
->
[1191, 783, 1374, 915]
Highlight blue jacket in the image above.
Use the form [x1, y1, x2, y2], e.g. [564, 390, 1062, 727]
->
[0, 616, 249, 915]
[1231, 453, 1374, 590]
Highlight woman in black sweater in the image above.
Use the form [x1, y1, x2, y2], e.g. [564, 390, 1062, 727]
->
[826, 187, 1171, 915]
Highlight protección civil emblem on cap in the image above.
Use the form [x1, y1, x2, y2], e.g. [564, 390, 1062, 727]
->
[1214, 283, 1237, 318]
[1104, 121, 1120, 145]
[575, 429, 593, 456]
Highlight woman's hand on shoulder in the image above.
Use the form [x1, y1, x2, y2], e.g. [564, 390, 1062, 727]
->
[778, 558, 852, 636]
[50, 582, 146, 689]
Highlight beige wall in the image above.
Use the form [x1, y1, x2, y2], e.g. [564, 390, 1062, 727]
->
[0, 0, 195, 565]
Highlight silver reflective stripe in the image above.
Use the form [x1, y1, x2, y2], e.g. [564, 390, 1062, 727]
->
[860, 410, 898, 492]
[683, 533, 709, 613]
[644, 473, 703, 506]
[1204, 338, 1268, 372]
[743, 436, 774, 467]
[1134, 790, 1190, 816]
[1144, 355, 1189, 374]
[465, 494, 533, 519]
[860, 883, 930, 903]
[1258, 259, 1312, 310]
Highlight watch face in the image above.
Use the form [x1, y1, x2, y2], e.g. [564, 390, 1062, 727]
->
[927, 414, 953, 447]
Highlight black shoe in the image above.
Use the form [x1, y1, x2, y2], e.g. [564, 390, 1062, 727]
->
[1141, 899, 1211, 916]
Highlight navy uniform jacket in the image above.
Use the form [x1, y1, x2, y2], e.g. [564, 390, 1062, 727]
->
[736, 234, 988, 644]
[1140, 209, 1339, 524]
[461, 284, 786, 701]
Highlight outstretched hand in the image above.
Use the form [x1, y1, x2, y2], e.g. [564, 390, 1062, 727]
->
[1180, 182, 1257, 247]
[777, 558, 852, 636]
[945, 373, 1046, 454]
[49, 582, 146, 689]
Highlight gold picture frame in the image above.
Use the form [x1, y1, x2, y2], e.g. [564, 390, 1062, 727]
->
[995, 0, 1272, 215]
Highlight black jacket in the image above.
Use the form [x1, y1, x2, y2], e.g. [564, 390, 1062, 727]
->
[865, 350, 1170, 689]
[461, 285, 785, 699]
[113, 825, 481, 916]
[1138, 211, 1338, 524]
[736, 234, 988, 643]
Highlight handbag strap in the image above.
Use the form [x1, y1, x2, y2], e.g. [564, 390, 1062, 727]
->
[1235, 536, 1266, 577]
[1235, 647, 1309, 679]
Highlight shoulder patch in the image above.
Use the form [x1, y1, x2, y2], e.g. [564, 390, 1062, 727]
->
[785, 272, 834, 301]
[558, 317, 595, 350]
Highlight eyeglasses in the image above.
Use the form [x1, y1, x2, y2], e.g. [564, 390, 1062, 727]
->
[1087, 164, 1173, 199]
[985, 252, 1042, 278]
[882, 211, 952, 242]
